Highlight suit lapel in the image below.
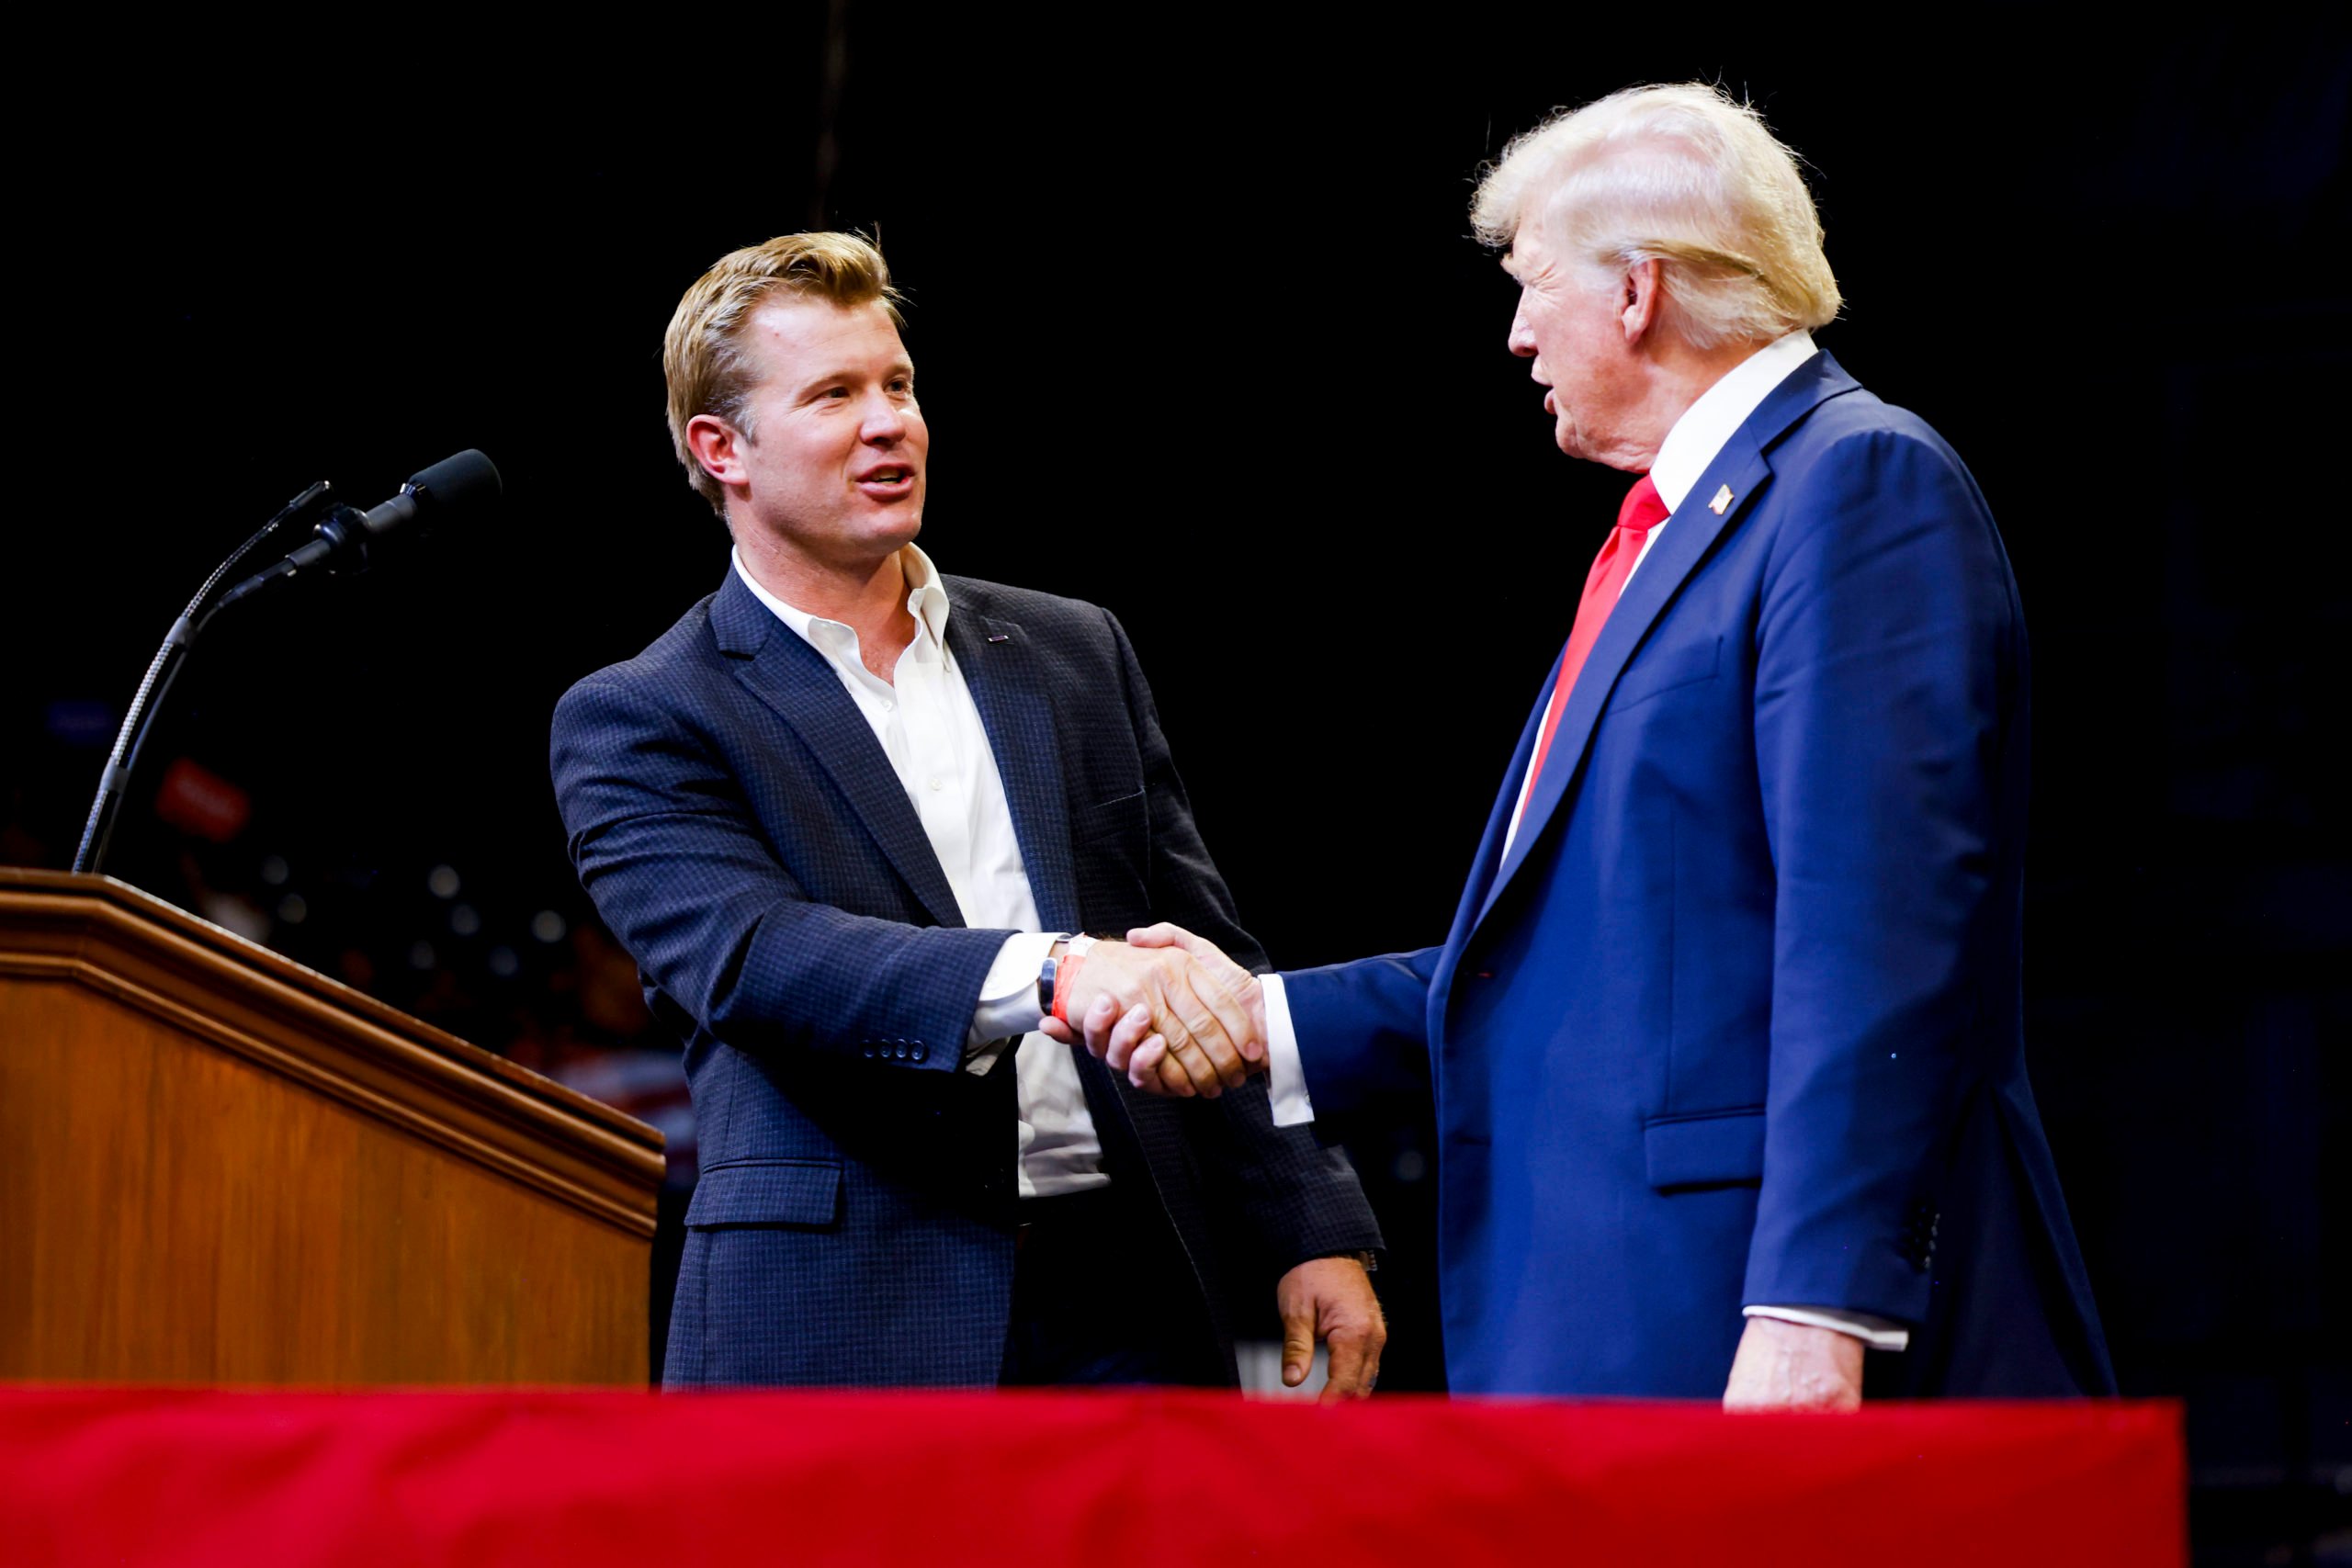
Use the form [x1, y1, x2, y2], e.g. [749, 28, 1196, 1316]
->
[709, 570, 967, 929]
[945, 605, 1083, 935]
[1474, 352, 1861, 930]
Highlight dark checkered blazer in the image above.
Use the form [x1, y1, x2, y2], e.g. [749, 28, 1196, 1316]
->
[551, 567, 1381, 1388]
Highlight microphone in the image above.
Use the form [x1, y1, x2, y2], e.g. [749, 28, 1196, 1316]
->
[218, 449, 503, 608]
[72, 448, 503, 875]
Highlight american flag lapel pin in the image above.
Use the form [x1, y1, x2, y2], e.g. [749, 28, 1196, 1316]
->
[985, 633, 1010, 644]
[1709, 484, 1734, 515]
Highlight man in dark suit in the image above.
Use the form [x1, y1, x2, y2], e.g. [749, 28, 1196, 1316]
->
[550, 232, 1383, 1392]
[1086, 85, 2113, 1406]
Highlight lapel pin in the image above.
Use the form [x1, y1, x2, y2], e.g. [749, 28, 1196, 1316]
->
[985, 633, 1011, 644]
[1709, 484, 1734, 515]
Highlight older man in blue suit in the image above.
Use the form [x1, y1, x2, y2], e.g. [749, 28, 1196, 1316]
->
[552, 233, 1383, 1393]
[1090, 85, 2113, 1407]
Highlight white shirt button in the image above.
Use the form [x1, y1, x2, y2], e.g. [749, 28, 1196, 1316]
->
[927, 775, 944, 791]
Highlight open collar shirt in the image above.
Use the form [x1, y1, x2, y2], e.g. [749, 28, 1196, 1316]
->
[732, 544, 1106, 1201]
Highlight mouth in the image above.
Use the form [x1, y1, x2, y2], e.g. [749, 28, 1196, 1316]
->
[855, 465, 917, 498]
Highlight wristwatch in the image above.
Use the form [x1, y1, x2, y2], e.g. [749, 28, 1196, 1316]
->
[1036, 952, 1059, 1018]
[1035, 932, 1102, 1017]
[1319, 1249, 1380, 1273]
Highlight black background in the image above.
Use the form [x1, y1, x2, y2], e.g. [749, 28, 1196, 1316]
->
[6, 14, 2346, 1563]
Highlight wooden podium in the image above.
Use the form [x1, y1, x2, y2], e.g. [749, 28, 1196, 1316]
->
[0, 869, 664, 1386]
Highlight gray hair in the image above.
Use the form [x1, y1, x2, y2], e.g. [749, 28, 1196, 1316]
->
[1472, 83, 1841, 350]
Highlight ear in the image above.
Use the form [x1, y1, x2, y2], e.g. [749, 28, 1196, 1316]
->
[684, 412, 745, 491]
[1620, 257, 1663, 345]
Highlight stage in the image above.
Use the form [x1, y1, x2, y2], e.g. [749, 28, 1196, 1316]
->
[2, 1385, 2184, 1566]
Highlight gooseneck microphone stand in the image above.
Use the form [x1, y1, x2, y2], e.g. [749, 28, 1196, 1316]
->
[70, 480, 336, 876]
[71, 448, 502, 878]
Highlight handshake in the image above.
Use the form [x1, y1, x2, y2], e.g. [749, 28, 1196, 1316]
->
[1037, 924, 1269, 1099]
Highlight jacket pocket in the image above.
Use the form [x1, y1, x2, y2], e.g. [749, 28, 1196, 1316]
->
[1072, 787, 1148, 840]
[1608, 637, 1721, 714]
[684, 1158, 843, 1229]
[1070, 788, 1150, 904]
[1643, 1108, 1764, 1191]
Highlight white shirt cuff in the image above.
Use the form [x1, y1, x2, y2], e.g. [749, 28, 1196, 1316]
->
[1743, 1303, 1911, 1351]
[965, 931, 1061, 1074]
[1261, 973, 1317, 1127]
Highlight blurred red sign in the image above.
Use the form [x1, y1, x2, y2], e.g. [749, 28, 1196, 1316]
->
[153, 758, 251, 843]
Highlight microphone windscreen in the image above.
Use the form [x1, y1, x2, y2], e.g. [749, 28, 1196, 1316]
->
[409, 449, 503, 514]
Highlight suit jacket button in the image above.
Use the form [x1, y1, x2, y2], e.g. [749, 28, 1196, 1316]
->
[910, 1045, 928, 1062]
[861, 1046, 877, 1059]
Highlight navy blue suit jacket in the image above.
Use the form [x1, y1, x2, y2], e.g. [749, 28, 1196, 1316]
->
[1283, 353, 2113, 1397]
[551, 570, 1379, 1388]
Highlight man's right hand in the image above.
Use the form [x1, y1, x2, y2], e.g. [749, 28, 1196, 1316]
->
[1045, 937, 1262, 1098]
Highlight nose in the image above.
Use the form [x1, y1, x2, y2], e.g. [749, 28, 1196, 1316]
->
[1507, 292, 1537, 359]
[859, 389, 907, 443]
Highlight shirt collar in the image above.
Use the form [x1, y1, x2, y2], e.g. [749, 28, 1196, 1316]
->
[730, 543, 955, 672]
[1647, 329, 1818, 514]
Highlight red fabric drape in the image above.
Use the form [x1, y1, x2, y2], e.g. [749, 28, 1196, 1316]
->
[0, 1387, 2183, 1567]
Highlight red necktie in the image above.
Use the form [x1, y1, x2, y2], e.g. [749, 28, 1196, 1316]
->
[1519, 474, 1671, 807]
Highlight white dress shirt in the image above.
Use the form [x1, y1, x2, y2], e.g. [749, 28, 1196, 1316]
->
[1261, 330, 1907, 1350]
[732, 546, 1105, 1201]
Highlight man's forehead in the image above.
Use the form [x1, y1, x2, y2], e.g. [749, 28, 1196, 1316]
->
[745, 295, 908, 367]
[1502, 220, 1553, 276]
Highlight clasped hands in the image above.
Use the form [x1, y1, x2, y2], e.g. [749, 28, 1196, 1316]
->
[1037, 924, 1269, 1098]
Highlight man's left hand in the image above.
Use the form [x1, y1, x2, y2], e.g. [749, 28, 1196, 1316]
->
[1276, 1256, 1385, 1402]
[1722, 1316, 1864, 1412]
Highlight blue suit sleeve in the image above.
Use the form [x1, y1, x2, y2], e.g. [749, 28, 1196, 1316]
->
[550, 675, 1010, 1071]
[1742, 428, 2021, 1324]
[1275, 946, 1444, 1124]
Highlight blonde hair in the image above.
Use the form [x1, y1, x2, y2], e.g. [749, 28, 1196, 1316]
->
[1471, 84, 1840, 350]
[662, 231, 907, 513]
